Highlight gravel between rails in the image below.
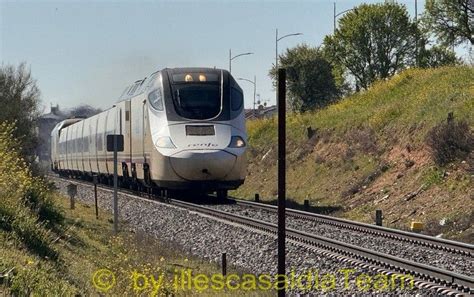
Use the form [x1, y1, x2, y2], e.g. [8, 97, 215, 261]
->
[207, 203, 473, 277]
[52, 177, 442, 295]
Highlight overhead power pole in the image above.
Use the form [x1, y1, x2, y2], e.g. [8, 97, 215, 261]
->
[277, 68, 286, 297]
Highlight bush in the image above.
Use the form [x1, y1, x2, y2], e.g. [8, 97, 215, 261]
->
[426, 118, 474, 166]
[0, 122, 62, 259]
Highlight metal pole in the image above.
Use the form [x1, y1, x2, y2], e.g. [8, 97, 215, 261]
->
[375, 210, 383, 226]
[334, 2, 336, 34]
[275, 28, 279, 113]
[93, 175, 98, 219]
[229, 49, 232, 73]
[275, 29, 278, 71]
[221, 252, 227, 276]
[277, 68, 286, 296]
[113, 137, 118, 234]
[415, 0, 417, 22]
[415, 0, 418, 66]
[253, 75, 256, 112]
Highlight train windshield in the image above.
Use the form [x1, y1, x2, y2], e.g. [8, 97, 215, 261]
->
[172, 84, 221, 120]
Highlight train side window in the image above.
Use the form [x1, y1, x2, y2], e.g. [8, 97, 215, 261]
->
[231, 87, 243, 111]
[148, 88, 164, 111]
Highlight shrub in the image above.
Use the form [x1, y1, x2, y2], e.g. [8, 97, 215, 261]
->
[426, 118, 474, 166]
[0, 122, 62, 259]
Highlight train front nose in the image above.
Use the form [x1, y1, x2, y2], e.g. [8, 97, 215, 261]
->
[169, 150, 236, 180]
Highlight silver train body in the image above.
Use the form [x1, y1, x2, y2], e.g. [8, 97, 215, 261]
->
[51, 68, 247, 194]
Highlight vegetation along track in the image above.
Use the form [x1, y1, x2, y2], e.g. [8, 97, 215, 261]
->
[50, 174, 473, 295]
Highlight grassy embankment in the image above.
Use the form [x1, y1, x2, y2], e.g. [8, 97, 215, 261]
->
[0, 123, 269, 296]
[232, 66, 473, 242]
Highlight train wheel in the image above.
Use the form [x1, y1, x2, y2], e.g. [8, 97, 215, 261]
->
[216, 190, 228, 200]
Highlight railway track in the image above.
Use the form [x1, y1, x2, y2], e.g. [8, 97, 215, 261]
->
[50, 174, 474, 295]
[173, 199, 473, 295]
[228, 199, 473, 256]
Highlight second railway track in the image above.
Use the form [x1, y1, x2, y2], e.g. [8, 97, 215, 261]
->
[229, 199, 473, 256]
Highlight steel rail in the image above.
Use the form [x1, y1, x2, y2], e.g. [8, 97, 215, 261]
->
[171, 199, 473, 293]
[50, 174, 472, 255]
[230, 199, 474, 256]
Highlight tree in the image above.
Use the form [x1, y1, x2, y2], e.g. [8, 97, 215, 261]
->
[418, 45, 460, 68]
[67, 104, 102, 118]
[0, 63, 41, 160]
[269, 44, 340, 113]
[423, 0, 473, 46]
[323, 2, 417, 90]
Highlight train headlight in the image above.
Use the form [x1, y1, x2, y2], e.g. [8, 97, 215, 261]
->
[229, 136, 246, 148]
[156, 136, 176, 148]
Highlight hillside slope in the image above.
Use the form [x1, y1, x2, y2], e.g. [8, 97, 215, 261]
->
[232, 66, 473, 242]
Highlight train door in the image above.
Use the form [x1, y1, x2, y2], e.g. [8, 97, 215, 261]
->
[66, 126, 73, 171]
[115, 101, 131, 178]
[97, 111, 107, 175]
[89, 117, 96, 173]
[78, 120, 85, 173]
[74, 123, 80, 172]
[124, 101, 132, 178]
[117, 106, 123, 177]
[105, 107, 118, 176]
[131, 97, 144, 179]
[82, 118, 90, 173]
[59, 128, 67, 170]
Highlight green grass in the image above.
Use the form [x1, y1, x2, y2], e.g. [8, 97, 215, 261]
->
[421, 166, 445, 188]
[2, 194, 271, 295]
[246, 66, 473, 148]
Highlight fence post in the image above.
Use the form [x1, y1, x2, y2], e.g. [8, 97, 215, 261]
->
[67, 183, 77, 210]
[221, 252, 227, 276]
[93, 175, 99, 219]
[375, 210, 383, 226]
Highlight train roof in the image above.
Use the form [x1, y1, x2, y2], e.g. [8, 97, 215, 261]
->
[51, 118, 84, 137]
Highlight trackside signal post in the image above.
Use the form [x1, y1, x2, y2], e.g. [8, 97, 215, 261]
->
[107, 134, 124, 234]
[277, 68, 286, 296]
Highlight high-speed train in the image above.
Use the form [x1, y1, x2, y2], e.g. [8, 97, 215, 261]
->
[51, 67, 247, 198]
